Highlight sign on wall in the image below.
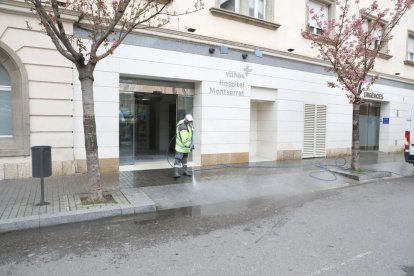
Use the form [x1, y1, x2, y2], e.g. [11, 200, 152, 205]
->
[209, 66, 252, 97]
[363, 91, 383, 100]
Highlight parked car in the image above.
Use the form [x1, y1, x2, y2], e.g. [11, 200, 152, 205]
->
[405, 105, 414, 165]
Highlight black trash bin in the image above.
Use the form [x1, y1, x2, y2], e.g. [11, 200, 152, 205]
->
[31, 146, 52, 178]
[31, 146, 52, 206]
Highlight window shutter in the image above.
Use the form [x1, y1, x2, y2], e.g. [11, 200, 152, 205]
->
[303, 104, 316, 158]
[303, 104, 327, 158]
[314, 105, 327, 157]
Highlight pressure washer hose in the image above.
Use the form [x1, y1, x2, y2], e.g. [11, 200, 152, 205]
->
[166, 134, 411, 180]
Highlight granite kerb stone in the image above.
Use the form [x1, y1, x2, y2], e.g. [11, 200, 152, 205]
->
[0, 215, 40, 233]
[120, 188, 156, 214]
[329, 167, 392, 181]
[39, 206, 123, 227]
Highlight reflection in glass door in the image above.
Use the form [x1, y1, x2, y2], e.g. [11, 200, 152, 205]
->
[359, 102, 381, 151]
[119, 92, 135, 165]
[119, 78, 195, 167]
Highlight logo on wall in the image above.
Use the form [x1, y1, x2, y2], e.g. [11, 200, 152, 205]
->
[209, 67, 253, 97]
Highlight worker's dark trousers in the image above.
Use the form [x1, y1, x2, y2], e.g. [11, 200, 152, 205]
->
[174, 152, 188, 167]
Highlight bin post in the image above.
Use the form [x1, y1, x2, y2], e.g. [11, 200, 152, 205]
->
[37, 147, 49, 206]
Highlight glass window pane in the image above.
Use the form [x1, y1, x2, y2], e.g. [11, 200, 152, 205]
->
[308, 1, 328, 27]
[258, 0, 264, 19]
[249, 0, 255, 17]
[407, 36, 414, 53]
[0, 89, 12, 136]
[220, 0, 238, 12]
[0, 65, 10, 86]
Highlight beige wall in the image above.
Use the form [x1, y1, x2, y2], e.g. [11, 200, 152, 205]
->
[165, 0, 414, 80]
[1, 0, 414, 179]
[0, 10, 76, 179]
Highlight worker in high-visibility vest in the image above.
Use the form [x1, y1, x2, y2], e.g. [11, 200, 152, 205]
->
[174, 114, 194, 178]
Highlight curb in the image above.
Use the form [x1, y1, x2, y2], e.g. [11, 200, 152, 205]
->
[329, 168, 392, 181]
[0, 190, 156, 233]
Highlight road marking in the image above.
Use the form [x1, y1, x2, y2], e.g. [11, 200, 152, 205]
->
[307, 251, 373, 276]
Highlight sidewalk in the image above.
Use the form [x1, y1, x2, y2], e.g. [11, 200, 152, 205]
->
[0, 152, 412, 232]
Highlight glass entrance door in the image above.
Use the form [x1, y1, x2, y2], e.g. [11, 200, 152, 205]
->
[119, 78, 195, 167]
[359, 102, 381, 151]
[119, 92, 135, 165]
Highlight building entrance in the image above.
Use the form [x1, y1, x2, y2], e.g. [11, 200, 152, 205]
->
[359, 101, 381, 151]
[119, 78, 194, 166]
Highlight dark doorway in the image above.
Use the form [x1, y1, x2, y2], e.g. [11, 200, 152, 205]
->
[134, 92, 177, 161]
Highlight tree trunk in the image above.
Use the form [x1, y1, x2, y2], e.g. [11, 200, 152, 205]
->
[78, 67, 103, 201]
[351, 102, 360, 170]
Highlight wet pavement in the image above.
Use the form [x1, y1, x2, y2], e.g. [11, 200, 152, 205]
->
[121, 152, 413, 211]
[0, 152, 412, 232]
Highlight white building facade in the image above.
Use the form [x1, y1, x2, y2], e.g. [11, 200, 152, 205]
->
[1, 0, 414, 179]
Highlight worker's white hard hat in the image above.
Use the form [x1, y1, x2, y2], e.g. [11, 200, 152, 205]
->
[185, 114, 193, 122]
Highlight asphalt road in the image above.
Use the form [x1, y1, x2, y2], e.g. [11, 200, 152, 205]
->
[0, 177, 413, 276]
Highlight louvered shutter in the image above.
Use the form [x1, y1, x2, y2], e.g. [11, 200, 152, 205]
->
[303, 104, 316, 158]
[303, 104, 327, 158]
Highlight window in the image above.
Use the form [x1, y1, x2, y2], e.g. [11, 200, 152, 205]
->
[216, 0, 270, 20]
[220, 0, 240, 13]
[0, 43, 29, 157]
[249, 0, 265, 20]
[362, 19, 386, 51]
[308, 0, 330, 35]
[408, 34, 414, 62]
[211, 0, 278, 29]
[0, 65, 12, 136]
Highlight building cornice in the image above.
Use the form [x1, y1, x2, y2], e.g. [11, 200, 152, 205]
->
[0, 0, 80, 21]
[125, 26, 414, 86]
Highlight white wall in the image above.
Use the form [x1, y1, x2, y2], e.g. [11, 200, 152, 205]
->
[249, 102, 258, 158]
[256, 101, 278, 160]
[100, 44, 414, 161]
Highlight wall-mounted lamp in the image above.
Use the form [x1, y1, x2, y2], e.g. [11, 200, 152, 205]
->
[254, 48, 263, 58]
[242, 53, 248, 59]
[187, 27, 196, 32]
[220, 45, 229, 54]
[209, 47, 215, 54]
[287, 48, 295, 52]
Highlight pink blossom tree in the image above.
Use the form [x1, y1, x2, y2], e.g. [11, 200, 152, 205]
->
[25, 0, 204, 200]
[303, 0, 412, 170]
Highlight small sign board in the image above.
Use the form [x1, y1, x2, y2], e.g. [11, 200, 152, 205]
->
[383, 118, 390, 124]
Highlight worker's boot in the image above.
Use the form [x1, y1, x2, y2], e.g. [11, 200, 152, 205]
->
[173, 167, 181, 178]
[183, 165, 192, 176]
